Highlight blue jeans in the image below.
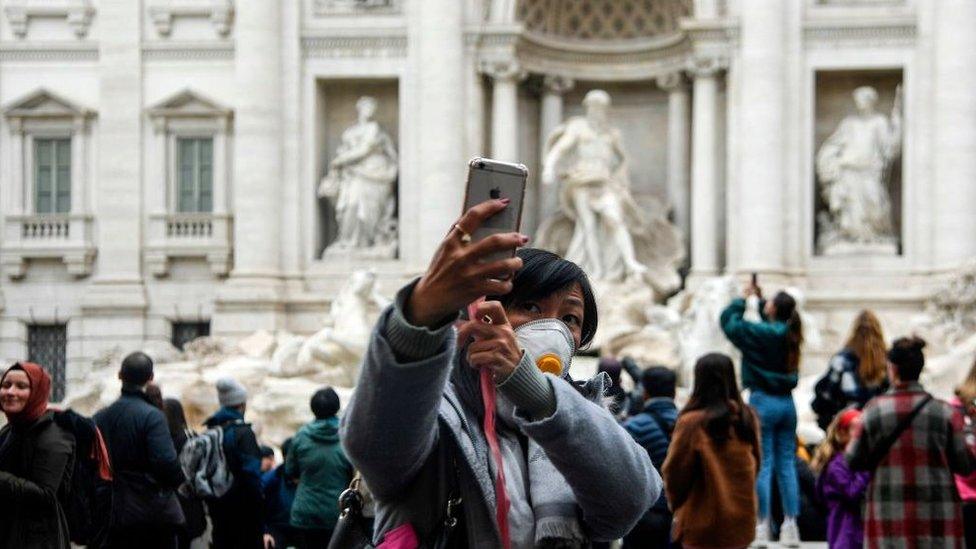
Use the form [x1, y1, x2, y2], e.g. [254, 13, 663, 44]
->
[750, 388, 800, 519]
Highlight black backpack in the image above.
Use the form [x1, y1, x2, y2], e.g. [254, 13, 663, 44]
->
[53, 409, 113, 547]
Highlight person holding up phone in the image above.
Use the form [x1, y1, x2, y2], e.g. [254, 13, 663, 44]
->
[340, 198, 660, 548]
[720, 279, 804, 547]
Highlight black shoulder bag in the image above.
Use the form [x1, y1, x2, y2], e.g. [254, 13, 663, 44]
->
[861, 394, 932, 471]
[328, 457, 463, 549]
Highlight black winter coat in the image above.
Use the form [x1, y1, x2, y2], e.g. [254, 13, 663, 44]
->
[94, 387, 185, 528]
[94, 388, 184, 490]
[0, 411, 75, 549]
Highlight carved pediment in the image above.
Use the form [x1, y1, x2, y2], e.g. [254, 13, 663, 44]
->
[3, 88, 94, 121]
[147, 89, 232, 120]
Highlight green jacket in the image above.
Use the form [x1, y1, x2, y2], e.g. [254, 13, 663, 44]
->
[720, 298, 798, 395]
[285, 416, 353, 529]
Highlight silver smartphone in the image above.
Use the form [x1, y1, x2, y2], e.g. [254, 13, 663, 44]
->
[462, 157, 528, 263]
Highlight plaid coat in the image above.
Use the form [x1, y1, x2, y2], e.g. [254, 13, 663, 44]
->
[846, 382, 976, 549]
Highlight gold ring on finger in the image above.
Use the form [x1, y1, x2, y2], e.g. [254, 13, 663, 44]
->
[454, 224, 472, 244]
[482, 314, 493, 325]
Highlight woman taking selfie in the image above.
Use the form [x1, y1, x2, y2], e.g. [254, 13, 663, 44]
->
[341, 199, 659, 548]
[663, 353, 761, 549]
[0, 362, 75, 548]
[721, 286, 804, 547]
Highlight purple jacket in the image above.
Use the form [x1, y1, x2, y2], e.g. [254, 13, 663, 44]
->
[817, 453, 871, 549]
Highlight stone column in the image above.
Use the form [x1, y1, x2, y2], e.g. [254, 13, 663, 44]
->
[80, 0, 147, 362]
[657, 71, 691, 246]
[408, 0, 465, 261]
[737, 0, 787, 272]
[214, 0, 284, 336]
[69, 117, 88, 215]
[688, 57, 724, 277]
[483, 59, 525, 163]
[231, 0, 282, 279]
[538, 75, 574, 223]
[933, 0, 976, 267]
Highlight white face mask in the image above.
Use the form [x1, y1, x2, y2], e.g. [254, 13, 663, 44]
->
[514, 318, 576, 377]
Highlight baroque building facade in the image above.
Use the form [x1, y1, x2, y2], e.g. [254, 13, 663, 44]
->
[0, 0, 974, 398]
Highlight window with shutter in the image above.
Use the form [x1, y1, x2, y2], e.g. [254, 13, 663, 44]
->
[33, 138, 71, 214]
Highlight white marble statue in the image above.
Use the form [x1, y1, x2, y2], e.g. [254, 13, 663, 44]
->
[293, 269, 390, 383]
[318, 96, 398, 259]
[537, 89, 683, 296]
[816, 85, 902, 255]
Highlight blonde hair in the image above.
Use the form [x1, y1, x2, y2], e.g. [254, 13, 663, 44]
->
[955, 356, 976, 406]
[811, 410, 857, 473]
[844, 310, 887, 387]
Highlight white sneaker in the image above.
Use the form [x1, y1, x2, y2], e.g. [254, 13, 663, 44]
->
[750, 519, 770, 548]
[779, 517, 801, 548]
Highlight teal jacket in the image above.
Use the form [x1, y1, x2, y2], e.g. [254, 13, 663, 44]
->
[285, 416, 353, 529]
[720, 298, 798, 395]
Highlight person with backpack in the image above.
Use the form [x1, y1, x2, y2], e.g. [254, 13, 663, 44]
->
[812, 310, 889, 430]
[341, 204, 659, 549]
[163, 398, 207, 549]
[287, 387, 354, 548]
[951, 357, 976, 547]
[204, 377, 264, 549]
[263, 438, 297, 549]
[0, 362, 76, 548]
[95, 352, 186, 549]
[846, 336, 976, 548]
[720, 286, 804, 547]
[662, 353, 762, 549]
[812, 409, 871, 549]
[622, 366, 679, 548]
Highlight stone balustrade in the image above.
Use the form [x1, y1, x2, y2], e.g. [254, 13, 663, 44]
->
[145, 212, 233, 277]
[0, 213, 96, 278]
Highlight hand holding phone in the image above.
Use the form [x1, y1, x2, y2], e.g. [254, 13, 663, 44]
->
[461, 158, 528, 262]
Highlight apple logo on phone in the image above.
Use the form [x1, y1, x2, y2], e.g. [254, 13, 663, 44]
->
[489, 187, 502, 200]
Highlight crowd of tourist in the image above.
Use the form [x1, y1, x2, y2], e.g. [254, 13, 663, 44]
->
[1, 197, 976, 548]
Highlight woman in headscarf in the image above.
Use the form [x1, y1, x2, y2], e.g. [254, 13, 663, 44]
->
[0, 362, 75, 548]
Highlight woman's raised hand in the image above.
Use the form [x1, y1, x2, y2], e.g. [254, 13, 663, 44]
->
[405, 198, 528, 329]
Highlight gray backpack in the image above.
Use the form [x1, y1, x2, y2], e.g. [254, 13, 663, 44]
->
[179, 426, 234, 499]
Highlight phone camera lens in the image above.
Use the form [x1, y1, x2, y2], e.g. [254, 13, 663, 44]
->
[477, 162, 485, 169]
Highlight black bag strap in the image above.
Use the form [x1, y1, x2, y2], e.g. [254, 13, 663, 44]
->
[865, 394, 932, 470]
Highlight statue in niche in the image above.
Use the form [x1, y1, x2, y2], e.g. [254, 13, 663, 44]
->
[816, 85, 902, 255]
[318, 96, 398, 259]
[537, 89, 683, 296]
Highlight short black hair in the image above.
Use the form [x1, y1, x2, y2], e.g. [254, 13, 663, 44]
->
[641, 366, 677, 399]
[120, 352, 154, 386]
[310, 387, 340, 419]
[489, 248, 598, 348]
[888, 336, 926, 381]
[260, 445, 274, 459]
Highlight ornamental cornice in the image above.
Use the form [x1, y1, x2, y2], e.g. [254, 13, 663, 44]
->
[803, 19, 915, 48]
[685, 55, 728, 78]
[0, 43, 98, 62]
[301, 32, 407, 59]
[516, 33, 691, 82]
[141, 42, 234, 62]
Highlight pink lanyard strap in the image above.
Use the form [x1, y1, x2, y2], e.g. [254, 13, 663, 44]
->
[467, 299, 512, 549]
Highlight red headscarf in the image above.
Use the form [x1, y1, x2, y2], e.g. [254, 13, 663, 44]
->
[1, 362, 51, 426]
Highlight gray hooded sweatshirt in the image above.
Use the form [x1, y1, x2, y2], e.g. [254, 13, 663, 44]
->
[340, 283, 660, 547]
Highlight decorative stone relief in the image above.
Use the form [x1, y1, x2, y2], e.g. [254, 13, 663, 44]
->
[318, 96, 399, 260]
[4, 0, 94, 39]
[148, 0, 234, 38]
[517, 0, 692, 40]
[313, 0, 399, 16]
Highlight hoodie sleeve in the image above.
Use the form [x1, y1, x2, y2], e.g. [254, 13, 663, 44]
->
[821, 456, 871, 505]
[720, 298, 783, 353]
[340, 281, 458, 500]
[514, 377, 660, 542]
